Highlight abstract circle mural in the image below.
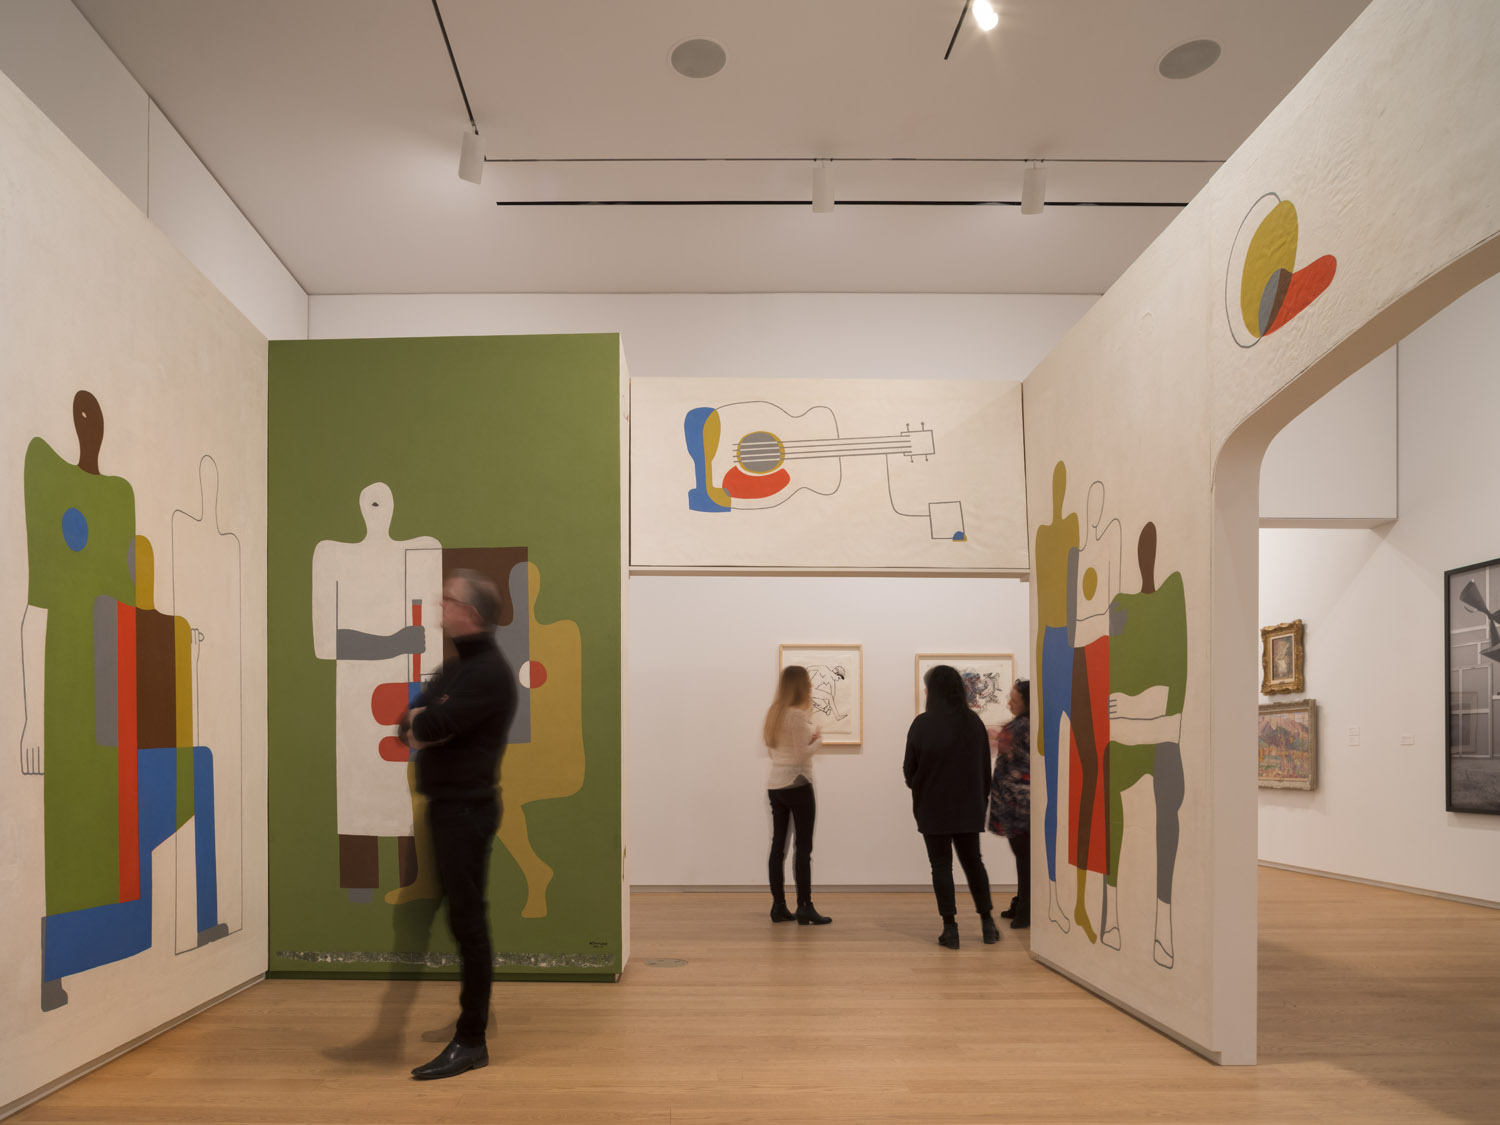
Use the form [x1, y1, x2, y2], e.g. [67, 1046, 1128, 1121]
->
[1225, 192, 1337, 348]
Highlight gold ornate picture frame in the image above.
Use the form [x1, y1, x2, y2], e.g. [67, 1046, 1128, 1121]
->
[1260, 619, 1304, 695]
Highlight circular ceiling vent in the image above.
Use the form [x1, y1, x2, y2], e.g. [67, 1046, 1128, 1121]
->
[1158, 39, 1221, 80]
[671, 37, 727, 79]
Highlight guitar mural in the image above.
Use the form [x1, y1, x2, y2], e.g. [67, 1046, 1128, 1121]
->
[684, 399, 966, 541]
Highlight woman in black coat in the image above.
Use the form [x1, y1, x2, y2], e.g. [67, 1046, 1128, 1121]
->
[903, 665, 999, 949]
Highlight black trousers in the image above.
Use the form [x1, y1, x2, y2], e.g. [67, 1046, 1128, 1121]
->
[428, 796, 500, 1045]
[922, 832, 993, 919]
[1007, 831, 1031, 914]
[768, 784, 815, 907]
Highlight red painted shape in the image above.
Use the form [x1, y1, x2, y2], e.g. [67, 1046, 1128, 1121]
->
[524, 660, 548, 690]
[116, 602, 140, 903]
[1066, 636, 1110, 875]
[411, 599, 422, 682]
[1266, 254, 1336, 335]
[723, 465, 790, 500]
[370, 681, 411, 725]
[378, 736, 410, 763]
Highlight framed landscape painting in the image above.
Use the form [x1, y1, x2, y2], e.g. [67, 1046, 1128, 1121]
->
[915, 653, 1015, 742]
[779, 644, 863, 745]
[1446, 556, 1500, 814]
[1258, 699, 1318, 790]
[1260, 619, 1305, 695]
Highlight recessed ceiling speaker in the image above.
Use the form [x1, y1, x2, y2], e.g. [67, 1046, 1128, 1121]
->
[671, 37, 727, 78]
[1158, 39, 1221, 80]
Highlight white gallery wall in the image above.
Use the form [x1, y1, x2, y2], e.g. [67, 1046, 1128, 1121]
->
[0, 0, 307, 341]
[0, 66, 269, 1114]
[1259, 273, 1500, 905]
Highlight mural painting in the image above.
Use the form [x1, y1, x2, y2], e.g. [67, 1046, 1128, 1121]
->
[20, 392, 238, 1010]
[1035, 460, 1186, 968]
[1225, 193, 1337, 348]
[313, 487, 585, 921]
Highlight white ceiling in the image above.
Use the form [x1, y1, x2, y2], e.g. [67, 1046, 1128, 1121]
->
[73, 0, 1371, 296]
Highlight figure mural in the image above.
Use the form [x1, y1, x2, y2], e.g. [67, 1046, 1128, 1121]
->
[1034, 461, 1188, 968]
[312, 490, 586, 919]
[21, 391, 228, 1011]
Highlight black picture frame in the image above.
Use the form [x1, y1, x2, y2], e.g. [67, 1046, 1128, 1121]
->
[1445, 556, 1500, 814]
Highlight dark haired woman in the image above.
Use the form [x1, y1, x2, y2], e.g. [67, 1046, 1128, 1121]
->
[763, 665, 830, 925]
[988, 679, 1032, 929]
[903, 665, 998, 948]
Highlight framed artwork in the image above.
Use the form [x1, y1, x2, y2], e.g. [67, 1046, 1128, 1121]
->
[1445, 557, 1500, 814]
[1258, 699, 1318, 790]
[1260, 619, 1305, 695]
[779, 644, 863, 745]
[915, 653, 1015, 742]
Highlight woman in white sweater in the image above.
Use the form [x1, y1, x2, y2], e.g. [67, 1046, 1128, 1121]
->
[763, 665, 831, 925]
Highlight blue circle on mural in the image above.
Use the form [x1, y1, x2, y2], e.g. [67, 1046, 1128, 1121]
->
[61, 507, 88, 551]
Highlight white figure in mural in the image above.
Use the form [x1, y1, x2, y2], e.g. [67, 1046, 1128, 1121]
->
[170, 455, 245, 939]
[312, 483, 442, 899]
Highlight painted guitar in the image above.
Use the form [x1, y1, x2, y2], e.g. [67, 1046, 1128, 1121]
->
[685, 400, 935, 512]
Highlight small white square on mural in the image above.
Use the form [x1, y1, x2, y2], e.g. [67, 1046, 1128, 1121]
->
[928, 501, 965, 541]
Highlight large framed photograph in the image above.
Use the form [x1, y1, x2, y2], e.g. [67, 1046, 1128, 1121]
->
[1260, 619, 1305, 695]
[779, 644, 863, 745]
[1446, 557, 1500, 814]
[915, 653, 1015, 743]
[1258, 699, 1318, 789]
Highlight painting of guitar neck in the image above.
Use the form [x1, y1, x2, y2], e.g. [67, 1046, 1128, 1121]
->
[632, 378, 1026, 571]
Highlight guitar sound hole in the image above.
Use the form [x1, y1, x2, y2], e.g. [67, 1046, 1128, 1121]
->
[737, 430, 784, 473]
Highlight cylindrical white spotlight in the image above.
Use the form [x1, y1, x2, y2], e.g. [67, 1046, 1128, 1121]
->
[459, 128, 484, 184]
[812, 158, 834, 213]
[972, 0, 999, 32]
[1021, 161, 1046, 215]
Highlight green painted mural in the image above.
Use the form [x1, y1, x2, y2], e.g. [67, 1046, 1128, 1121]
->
[267, 335, 623, 980]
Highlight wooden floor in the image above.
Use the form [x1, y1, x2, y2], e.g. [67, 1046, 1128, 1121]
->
[14, 868, 1500, 1123]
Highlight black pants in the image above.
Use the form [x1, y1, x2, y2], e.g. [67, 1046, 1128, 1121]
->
[922, 832, 993, 919]
[428, 796, 500, 1046]
[768, 785, 815, 907]
[1007, 831, 1031, 915]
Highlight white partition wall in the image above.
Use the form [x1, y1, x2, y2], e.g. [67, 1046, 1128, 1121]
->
[0, 70, 269, 1114]
[1022, 0, 1500, 1063]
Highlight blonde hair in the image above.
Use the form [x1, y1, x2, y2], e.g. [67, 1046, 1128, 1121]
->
[763, 665, 812, 747]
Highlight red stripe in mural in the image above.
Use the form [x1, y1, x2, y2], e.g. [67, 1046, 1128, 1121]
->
[116, 603, 139, 902]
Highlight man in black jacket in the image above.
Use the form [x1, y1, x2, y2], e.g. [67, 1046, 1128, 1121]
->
[401, 569, 516, 1080]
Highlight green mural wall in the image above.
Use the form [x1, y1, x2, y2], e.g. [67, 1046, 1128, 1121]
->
[267, 334, 622, 980]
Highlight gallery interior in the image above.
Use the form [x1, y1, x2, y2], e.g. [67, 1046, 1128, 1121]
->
[2, 1, 1498, 1120]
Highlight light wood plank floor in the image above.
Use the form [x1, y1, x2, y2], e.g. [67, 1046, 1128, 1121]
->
[14, 868, 1500, 1123]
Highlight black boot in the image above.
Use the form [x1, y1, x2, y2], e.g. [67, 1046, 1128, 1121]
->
[770, 901, 796, 923]
[796, 902, 832, 925]
[1010, 909, 1030, 930]
[1000, 895, 1020, 920]
[938, 921, 960, 949]
[981, 915, 1001, 944]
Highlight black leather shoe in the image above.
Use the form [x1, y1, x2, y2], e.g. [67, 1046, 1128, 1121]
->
[938, 922, 960, 949]
[770, 902, 796, 922]
[1000, 896, 1020, 920]
[411, 1039, 488, 1080]
[1010, 914, 1030, 929]
[981, 916, 1001, 944]
[795, 903, 832, 925]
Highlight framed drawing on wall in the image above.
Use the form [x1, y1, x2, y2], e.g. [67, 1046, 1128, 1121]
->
[1445, 556, 1500, 814]
[915, 653, 1015, 743]
[1258, 699, 1317, 789]
[779, 644, 863, 745]
[1260, 619, 1305, 694]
